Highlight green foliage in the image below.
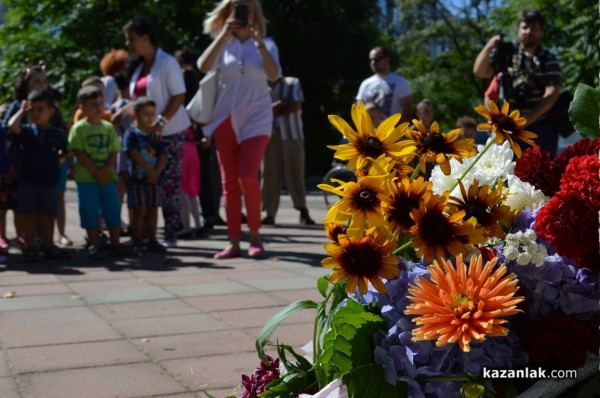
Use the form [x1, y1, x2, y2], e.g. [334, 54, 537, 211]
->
[343, 363, 407, 398]
[0, 0, 214, 118]
[569, 84, 600, 138]
[314, 300, 387, 389]
[261, 0, 387, 176]
[255, 299, 318, 361]
[258, 344, 317, 398]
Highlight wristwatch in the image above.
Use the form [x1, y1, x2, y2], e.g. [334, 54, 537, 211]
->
[157, 115, 169, 127]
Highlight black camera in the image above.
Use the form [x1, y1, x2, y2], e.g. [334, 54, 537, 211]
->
[234, 3, 249, 27]
[489, 37, 515, 72]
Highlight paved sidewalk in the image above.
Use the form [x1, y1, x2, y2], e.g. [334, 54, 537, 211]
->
[0, 184, 330, 398]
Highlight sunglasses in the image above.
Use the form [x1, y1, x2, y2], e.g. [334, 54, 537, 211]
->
[369, 56, 387, 63]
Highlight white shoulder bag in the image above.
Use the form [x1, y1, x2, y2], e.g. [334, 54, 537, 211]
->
[186, 69, 219, 125]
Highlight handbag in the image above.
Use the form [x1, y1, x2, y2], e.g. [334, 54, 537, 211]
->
[186, 69, 219, 124]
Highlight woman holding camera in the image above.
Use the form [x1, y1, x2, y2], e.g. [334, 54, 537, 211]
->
[198, 0, 281, 259]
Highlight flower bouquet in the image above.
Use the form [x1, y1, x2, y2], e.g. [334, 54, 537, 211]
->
[216, 84, 600, 398]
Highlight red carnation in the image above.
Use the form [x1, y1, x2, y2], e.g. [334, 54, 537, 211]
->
[526, 316, 598, 370]
[535, 195, 600, 271]
[559, 154, 600, 209]
[515, 146, 558, 196]
[552, 137, 600, 178]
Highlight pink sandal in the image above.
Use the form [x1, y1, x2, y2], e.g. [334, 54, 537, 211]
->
[248, 244, 265, 259]
[214, 247, 242, 259]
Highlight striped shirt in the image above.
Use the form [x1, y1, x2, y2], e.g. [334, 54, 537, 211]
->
[271, 76, 304, 140]
[504, 47, 562, 113]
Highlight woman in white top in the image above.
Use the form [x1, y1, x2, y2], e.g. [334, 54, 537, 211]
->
[123, 17, 191, 248]
[198, 0, 281, 259]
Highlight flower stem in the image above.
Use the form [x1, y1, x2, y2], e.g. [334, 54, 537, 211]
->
[393, 240, 413, 255]
[449, 138, 495, 193]
[410, 163, 421, 179]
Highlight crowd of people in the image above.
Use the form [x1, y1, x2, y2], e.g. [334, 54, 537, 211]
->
[0, 3, 564, 263]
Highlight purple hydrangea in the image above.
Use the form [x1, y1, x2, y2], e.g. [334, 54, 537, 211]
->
[355, 259, 526, 397]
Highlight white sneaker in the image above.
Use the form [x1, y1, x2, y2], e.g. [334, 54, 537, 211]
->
[162, 240, 178, 248]
[58, 235, 73, 247]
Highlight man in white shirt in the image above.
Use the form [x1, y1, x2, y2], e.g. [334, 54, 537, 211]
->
[262, 76, 315, 226]
[356, 46, 413, 123]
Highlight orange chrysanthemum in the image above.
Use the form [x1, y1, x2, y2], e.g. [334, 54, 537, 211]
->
[322, 234, 400, 294]
[327, 102, 416, 171]
[449, 180, 514, 238]
[409, 193, 486, 263]
[382, 176, 433, 234]
[405, 254, 524, 352]
[318, 175, 392, 238]
[405, 120, 476, 175]
[474, 100, 537, 158]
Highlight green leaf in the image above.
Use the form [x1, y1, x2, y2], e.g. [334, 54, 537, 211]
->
[256, 300, 318, 361]
[315, 300, 386, 386]
[203, 392, 235, 398]
[317, 275, 329, 298]
[569, 83, 600, 138]
[258, 345, 317, 398]
[342, 363, 407, 398]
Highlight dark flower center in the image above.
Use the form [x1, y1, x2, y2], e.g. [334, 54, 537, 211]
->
[342, 242, 382, 277]
[421, 209, 452, 244]
[358, 137, 384, 158]
[389, 195, 419, 228]
[466, 201, 490, 224]
[497, 116, 517, 133]
[353, 188, 377, 209]
[423, 133, 448, 152]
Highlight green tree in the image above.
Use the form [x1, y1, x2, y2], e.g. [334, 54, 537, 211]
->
[262, 0, 386, 176]
[0, 0, 214, 117]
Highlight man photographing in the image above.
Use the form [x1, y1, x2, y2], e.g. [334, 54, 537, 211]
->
[473, 9, 562, 156]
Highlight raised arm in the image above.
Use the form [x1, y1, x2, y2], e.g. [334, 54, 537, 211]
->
[473, 35, 502, 79]
[7, 100, 29, 135]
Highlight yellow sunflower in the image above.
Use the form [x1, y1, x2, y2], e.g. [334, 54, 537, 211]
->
[409, 193, 486, 263]
[382, 176, 433, 234]
[322, 233, 400, 294]
[449, 180, 514, 238]
[474, 100, 537, 158]
[405, 120, 476, 175]
[405, 254, 524, 352]
[318, 174, 392, 238]
[327, 102, 416, 171]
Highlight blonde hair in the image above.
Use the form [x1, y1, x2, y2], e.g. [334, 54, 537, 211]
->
[203, 0, 267, 39]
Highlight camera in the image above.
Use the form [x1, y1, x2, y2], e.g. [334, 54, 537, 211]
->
[488, 36, 515, 72]
[234, 3, 249, 27]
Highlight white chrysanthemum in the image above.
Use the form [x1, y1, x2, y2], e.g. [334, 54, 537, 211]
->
[531, 252, 546, 267]
[517, 252, 532, 265]
[505, 175, 547, 211]
[504, 246, 519, 261]
[429, 157, 474, 196]
[470, 139, 515, 186]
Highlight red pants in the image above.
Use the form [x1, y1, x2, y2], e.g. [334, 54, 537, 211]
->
[214, 117, 269, 238]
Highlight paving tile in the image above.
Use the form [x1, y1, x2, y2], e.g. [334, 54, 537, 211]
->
[0, 376, 20, 398]
[0, 273, 61, 287]
[20, 363, 188, 398]
[66, 278, 154, 293]
[137, 393, 199, 398]
[111, 313, 230, 338]
[132, 329, 255, 360]
[8, 340, 147, 373]
[222, 268, 301, 282]
[163, 282, 258, 298]
[92, 299, 199, 321]
[134, 273, 225, 286]
[0, 306, 101, 328]
[57, 268, 139, 282]
[82, 286, 175, 305]
[0, 283, 72, 297]
[183, 292, 286, 312]
[210, 306, 315, 329]
[0, 350, 12, 377]
[270, 288, 325, 303]
[0, 294, 84, 312]
[239, 276, 318, 292]
[161, 352, 259, 391]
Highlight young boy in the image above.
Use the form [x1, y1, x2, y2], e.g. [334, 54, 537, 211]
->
[69, 86, 122, 259]
[126, 97, 166, 253]
[7, 90, 69, 261]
